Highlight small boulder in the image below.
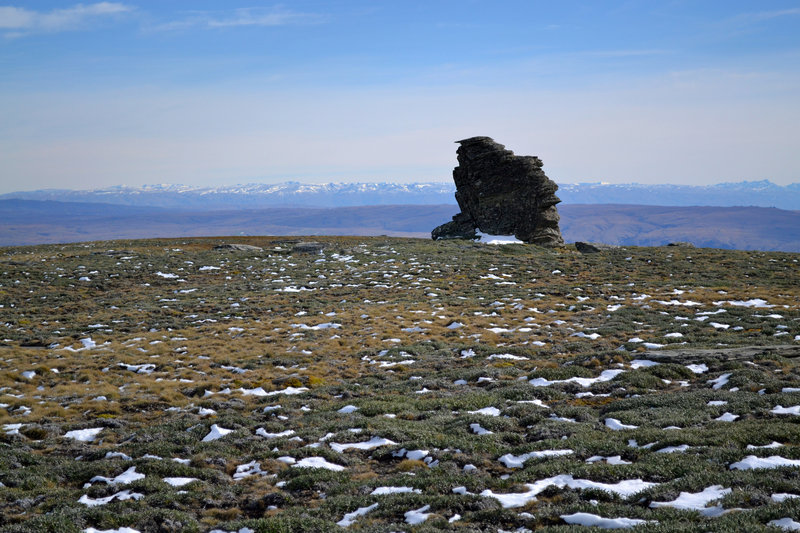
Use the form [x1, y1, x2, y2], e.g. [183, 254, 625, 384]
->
[575, 242, 602, 254]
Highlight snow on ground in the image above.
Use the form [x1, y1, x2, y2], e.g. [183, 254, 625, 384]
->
[329, 436, 397, 452]
[530, 369, 624, 388]
[83, 527, 139, 533]
[730, 456, 800, 470]
[79, 490, 144, 507]
[586, 455, 632, 465]
[64, 427, 103, 442]
[163, 477, 198, 487]
[371, 486, 421, 495]
[606, 418, 638, 430]
[476, 232, 523, 244]
[470, 423, 493, 435]
[89, 466, 144, 485]
[687, 363, 709, 373]
[708, 373, 732, 390]
[255, 428, 295, 439]
[713, 298, 774, 308]
[202, 424, 233, 442]
[481, 475, 657, 508]
[292, 457, 346, 471]
[768, 518, 800, 531]
[747, 441, 783, 449]
[561, 512, 655, 529]
[337, 503, 379, 528]
[772, 493, 800, 502]
[404, 504, 432, 524]
[771, 405, 800, 415]
[468, 406, 501, 416]
[650, 485, 731, 517]
[498, 450, 575, 468]
[629, 359, 659, 369]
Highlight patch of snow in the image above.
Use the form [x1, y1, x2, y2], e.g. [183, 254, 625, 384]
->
[467, 423, 491, 435]
[530, 369, 624, 388]
[730, 455, 800, 470]
[687, 364, 709, 374]
[468, 406, 501, 416]
[202, 424, 233, 442]
[370, 486, 421, 495]
[405, 504, 432, 524]
[64, 427, 103, 442]
[606, 418, 638, 430]
[499, 450, 574, 468]
[292, 457, 346, 471]
[650, 485, 731, 517]
[255, 428, 295, 439]
[233, 461, 266, 480]
[90, 466, 144, 485]
[713, 298, 774, 308]
[561, 512, 654, 529]
[586, 455, 632, 465]
[78, 490, 143, 507]
[337, 503, 379, 528]
[265, 386, 309, 396]
[482, 475, 657, 508]
[656, 445, 690, 454]
[768, 518, 800, 531]
[630, 359, 659, 369]
[487, 353, 528, 360]
[772, 493, 800, 502]
[747, 441, 783, 450]
[330, 436, 397, 452]
[771, 405, 800, 416]
[708, 373, 731, 390]
[163, 477, 198, 487]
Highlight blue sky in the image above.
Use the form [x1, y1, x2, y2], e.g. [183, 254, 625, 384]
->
[1, 1, 799, 192]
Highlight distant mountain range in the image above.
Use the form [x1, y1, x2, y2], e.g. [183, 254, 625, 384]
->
[2, 179, 799, 209]
[2, 199, 799, 252]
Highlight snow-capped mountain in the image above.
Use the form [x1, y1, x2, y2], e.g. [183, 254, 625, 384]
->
[2, 180, 799, 210]
[557, 180, 800, 210]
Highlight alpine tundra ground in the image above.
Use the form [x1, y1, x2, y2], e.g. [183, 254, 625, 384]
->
[1, 236, 799, 532]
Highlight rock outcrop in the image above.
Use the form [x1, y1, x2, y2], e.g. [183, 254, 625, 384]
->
[213, 244, 263, 252]
[432, 137, 564, 246]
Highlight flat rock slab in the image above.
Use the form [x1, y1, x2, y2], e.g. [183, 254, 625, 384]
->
[644, 344, 800, 363]
[292, 242, 326, 254]
[213, 244, 263, 252]
[575, 242, 620, 253]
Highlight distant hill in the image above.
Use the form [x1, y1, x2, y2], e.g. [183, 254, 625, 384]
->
[2, 199, 799, 251]
[2, 179, 800, 209]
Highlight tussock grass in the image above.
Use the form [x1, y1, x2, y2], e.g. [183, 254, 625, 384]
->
[1, 236, 799, 530]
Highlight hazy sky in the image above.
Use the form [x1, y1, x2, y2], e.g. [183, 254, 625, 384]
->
[1, 1, 799, 193]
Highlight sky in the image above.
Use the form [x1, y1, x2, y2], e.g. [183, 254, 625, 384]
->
[1, 1, 799, 193]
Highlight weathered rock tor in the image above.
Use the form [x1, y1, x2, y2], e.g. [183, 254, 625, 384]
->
[432, 136, 564, 246]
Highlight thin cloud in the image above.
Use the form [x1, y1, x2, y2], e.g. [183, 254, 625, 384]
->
[0, 2, 131, 37]
[154, 7, 325, 31]
[583, 49, 670, 58]
[745, 8, 800, 21]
